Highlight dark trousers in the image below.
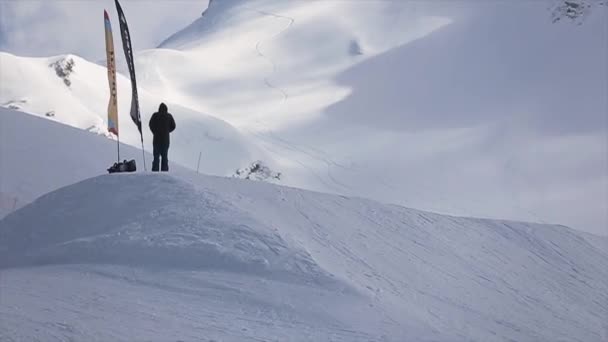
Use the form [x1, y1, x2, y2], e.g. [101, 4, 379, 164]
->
[152, 144, 169, 172]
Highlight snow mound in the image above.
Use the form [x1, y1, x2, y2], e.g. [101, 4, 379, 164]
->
[0, 174, 326, 282]
[1, 169, 608, 340]
[0, 107, 155, 219]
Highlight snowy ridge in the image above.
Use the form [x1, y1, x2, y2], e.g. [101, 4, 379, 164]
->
[0, 53, 265, 177]
[1, 169, 607, 340]
[147, 0, 451, 129]
[158, 0, 245, 50]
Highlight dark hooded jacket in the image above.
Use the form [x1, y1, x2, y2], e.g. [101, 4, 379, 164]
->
[149, 103, 176, 147]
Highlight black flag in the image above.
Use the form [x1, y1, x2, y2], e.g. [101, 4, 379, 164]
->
[114, 0, 146, 170]
[114, 0, 142, 134]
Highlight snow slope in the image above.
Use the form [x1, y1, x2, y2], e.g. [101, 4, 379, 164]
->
[146, 1, 608, 235]
[1, 171, 607, 341]
[153, 0, 450, 128]
[0, 107, 157, 218]
[0, 53, 263, 177]
[1, 108, 606, 340]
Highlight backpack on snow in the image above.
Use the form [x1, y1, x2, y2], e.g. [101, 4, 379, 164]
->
[107, 159, 137, 174]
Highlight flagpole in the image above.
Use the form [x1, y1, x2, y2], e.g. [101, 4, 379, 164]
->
[140, 131, 146, 171]
[115, 0, 146, 171]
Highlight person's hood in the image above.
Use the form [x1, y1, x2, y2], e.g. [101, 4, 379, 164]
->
[159, 103, 168, 114]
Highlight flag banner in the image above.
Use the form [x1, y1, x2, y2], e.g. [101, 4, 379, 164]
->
[104, 10, 119, 136]
[114, 0, 142, 134]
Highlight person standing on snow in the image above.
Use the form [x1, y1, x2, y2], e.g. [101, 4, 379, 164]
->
[149, 103, 176, 172]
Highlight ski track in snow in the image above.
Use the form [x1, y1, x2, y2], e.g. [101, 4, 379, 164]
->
[176, 2, 552, 216]
[249, 7, 294, 103]
[245, 6, 358, 193]
[250, 138, 345, 193]
[242, 4, 413, 198]
[253, 127, 354, 192]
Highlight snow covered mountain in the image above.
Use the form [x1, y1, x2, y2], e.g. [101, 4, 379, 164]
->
[1, 1, 606, 340]
[0, 0, 605, 234]
[1, 107, 607, 341]
[0, 52, 264, 177]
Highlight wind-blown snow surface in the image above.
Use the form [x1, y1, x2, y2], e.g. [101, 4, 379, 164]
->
[1, 171, 607, 341]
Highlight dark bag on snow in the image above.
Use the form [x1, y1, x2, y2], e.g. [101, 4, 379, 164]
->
[107, 159, 137, 174]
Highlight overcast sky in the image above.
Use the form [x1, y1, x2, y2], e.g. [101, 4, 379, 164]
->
[0, 0, 209, 61]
